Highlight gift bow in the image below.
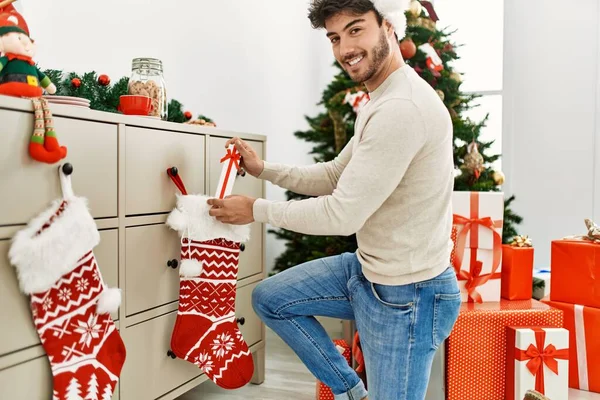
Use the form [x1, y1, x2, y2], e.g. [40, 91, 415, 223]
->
[218, 147, 241, 199]
[510, 235, 532, 247]
[452, 209, 502, 303]
[516, 328, 569, 394]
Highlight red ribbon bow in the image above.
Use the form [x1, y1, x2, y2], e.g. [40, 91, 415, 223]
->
[516, 328, 569, 394]
[452, 192, 503, 303]
[218, 147, 241, 199]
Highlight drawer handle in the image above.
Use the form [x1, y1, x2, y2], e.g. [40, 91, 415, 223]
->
[237, 317, 246, 325]
[62, 162, 74, 176]
[167, 259, 179, 269]
[240, 243, 246, 252]
[167, 350, 177, 359]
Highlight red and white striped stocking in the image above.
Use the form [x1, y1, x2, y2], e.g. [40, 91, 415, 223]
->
[9, 165, 125, 400]
[165, 169, 254, 389]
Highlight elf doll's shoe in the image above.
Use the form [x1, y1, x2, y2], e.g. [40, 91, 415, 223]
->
[524, 390, 551, 400]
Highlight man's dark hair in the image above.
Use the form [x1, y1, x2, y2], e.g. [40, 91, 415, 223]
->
[308, 0, 384, 30]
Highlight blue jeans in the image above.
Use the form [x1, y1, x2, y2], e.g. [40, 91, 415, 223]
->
[252, 252, 461, 400]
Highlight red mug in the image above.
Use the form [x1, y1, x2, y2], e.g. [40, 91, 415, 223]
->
[118, 95, 153, 116]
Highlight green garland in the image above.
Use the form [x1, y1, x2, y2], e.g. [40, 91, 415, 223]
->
[42, 69, 214, 124]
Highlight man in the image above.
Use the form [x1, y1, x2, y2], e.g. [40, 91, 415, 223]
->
[208, 0, 461, 398]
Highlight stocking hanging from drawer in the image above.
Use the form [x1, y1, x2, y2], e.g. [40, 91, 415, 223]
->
[8, 164, 125, 400]
[165, 157, 255, 390]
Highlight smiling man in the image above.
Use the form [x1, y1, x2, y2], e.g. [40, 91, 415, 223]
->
[207, 1, 460, 399]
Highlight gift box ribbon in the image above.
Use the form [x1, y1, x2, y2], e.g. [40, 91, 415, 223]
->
[575, 305, 589, 390]
[515, 327, 569, 394]
[218, 147, 241, 199]
[452, 192, 503, 302]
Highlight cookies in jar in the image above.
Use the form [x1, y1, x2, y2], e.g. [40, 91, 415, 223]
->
[128, 58, 168, 119]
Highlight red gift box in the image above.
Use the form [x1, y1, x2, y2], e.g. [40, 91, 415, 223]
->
[501, 244, 534, 300]
[452, 191, 504, 303]
[505, 327, 569, 400]
[447, 300, 563, 400]
[542, 299, 600, 393]
[316, 339, 351, 400]
[551, 239, 600, 308]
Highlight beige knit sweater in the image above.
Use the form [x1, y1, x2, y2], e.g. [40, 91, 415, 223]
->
[253, 65, 455, 285]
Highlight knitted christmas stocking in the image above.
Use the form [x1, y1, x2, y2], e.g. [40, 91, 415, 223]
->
[165, 170, 254, 389]
[9, 166, 125, 400]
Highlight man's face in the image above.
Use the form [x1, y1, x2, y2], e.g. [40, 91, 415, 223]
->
[325, 10, 391, 84]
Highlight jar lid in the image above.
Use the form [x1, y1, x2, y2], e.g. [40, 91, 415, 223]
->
[132, 57, 163, 72]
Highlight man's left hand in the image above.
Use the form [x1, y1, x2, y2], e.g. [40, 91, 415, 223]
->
[207, 195, 256, 225]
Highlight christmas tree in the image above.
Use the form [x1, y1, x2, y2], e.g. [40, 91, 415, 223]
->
[269, 1, 522, 274]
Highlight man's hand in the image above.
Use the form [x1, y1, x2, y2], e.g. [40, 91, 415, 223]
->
[207, 195, 256, 225]
[225, 137, 264, 177]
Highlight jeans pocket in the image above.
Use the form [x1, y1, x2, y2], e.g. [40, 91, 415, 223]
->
[432, 292, 461, 349]
[370, 282, 414, 310]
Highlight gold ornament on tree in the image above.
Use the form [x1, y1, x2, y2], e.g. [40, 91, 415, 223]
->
[450, 71, 462, 83]
[492, 170, 505, 186]
[461, 140, 485, 179]
[436, 89, 445, 101]
[408, 0, 422, 18]
[510, 235, 532, 248]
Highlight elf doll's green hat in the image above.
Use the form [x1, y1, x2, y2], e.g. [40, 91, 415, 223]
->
[0, 11, 30, 37]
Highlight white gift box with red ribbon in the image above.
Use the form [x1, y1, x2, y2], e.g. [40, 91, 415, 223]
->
[506, 327, 569, 400]
[215, 144, 241, 199]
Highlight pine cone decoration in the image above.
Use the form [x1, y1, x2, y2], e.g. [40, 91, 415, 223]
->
[461, 141, 485, 178]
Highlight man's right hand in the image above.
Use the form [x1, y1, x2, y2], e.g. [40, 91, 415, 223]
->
[225, 137, 265, 178]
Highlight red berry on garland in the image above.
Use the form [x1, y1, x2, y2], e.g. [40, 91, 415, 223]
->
[71, 78, 81, 88]
[98, 74, 110, 86]
[184, 111, 192, 120]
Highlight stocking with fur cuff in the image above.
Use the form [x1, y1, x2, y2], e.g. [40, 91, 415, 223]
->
[8, 165, 125, 400]
[165, 168, 254, 390]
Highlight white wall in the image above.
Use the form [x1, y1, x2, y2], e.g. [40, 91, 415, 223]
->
[20, 0, 337, 273]
[502, 0, 600, 269]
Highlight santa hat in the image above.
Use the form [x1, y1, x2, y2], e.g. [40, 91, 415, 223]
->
[371, 0, 411, 39]
[0, 10, 29, 37]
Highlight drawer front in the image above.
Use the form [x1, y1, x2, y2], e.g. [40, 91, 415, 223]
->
[125, 127, 206, 216]
[0, 354, 121, 400]
[0, 109, 117, 225]
[120, 311, 201, 399]
[236, 281, 262, 347]
[0, 355, 52, 399]
[208, 137, 264, 279]
[0, 229, 119, 356]
[125, 224, 181, 316]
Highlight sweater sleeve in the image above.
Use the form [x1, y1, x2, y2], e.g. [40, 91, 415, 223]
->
[257, 137, 354, 196]
[253, 99, 426, 236]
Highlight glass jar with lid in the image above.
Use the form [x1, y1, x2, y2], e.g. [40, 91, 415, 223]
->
[128, 57, 168, 120]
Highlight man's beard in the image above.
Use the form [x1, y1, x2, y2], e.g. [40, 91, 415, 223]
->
[347, 30, 390, 83]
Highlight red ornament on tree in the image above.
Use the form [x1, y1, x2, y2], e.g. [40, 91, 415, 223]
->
[400, 38, 417, 59]
[184, 111, 192, 120]
[71, 78, 81, 88]
[98, 74, 110, 86]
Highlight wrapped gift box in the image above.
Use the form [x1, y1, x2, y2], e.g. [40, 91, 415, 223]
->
[215, 144, 241, 199]
[452, 191, 504, 302]
[316, 339, 351, 400]
[532, 269, 551, 301]
[501, 243, 534, 300]
[506, 327, 569, 400]
[542, 299, 600, 393]
[551, 239, 600, 308]
[447, 300, 563, 400]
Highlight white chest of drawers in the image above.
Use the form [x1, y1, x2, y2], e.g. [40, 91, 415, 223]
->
[0, 95, 267, 399]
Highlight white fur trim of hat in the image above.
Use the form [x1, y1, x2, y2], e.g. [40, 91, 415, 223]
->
[371, 0, 412, 39]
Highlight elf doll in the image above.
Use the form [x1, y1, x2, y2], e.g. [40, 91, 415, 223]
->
[0, 9, 67, 164]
